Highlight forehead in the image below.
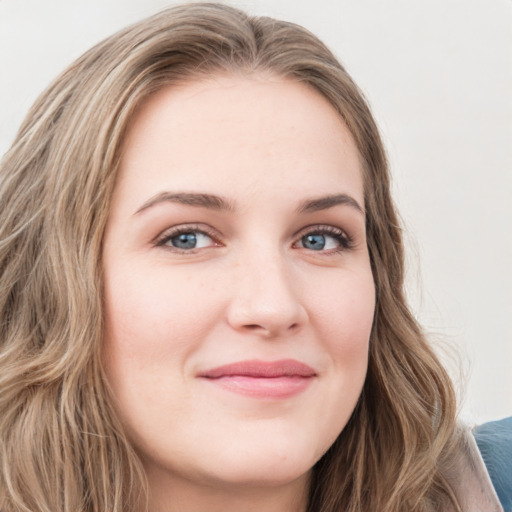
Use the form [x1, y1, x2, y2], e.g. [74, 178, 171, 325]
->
[114, 73, 364, 213]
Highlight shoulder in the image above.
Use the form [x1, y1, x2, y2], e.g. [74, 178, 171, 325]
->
[474, 417, 512, 512]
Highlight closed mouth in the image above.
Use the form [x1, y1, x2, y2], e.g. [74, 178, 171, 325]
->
[198, 359, 316, 399]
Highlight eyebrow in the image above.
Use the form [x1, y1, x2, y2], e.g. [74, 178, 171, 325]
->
[134, 192, 235, 215]
[134, 191, 364, 216]
[296, 194, 364, 215]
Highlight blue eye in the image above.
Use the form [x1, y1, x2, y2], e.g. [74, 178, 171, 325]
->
[296, 227, 351, 252]
[158, 229, 215, 250]
[301, 234, 327, 250]
[171, 232, 199, 249]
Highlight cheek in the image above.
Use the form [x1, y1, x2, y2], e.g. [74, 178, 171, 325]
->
[101, 264, 222, 436]
[298, 270, 374, 460]
[101, 264, 225, 419]
[103, 264, 221, 356]
[313, 269, 375, 353]
[311, 269, 374, 411]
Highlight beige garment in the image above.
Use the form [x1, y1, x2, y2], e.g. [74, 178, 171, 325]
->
[450, 427, 503, 512]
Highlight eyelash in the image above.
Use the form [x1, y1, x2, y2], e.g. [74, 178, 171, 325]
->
[153, 224, 354, 254]
[154, 224, 221, 252]
[294, 224, 354, 253]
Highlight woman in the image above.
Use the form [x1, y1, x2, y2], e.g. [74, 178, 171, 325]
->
[0, 3, 505, 511]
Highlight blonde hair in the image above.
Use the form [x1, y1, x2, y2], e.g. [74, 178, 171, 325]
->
[0, 3, 460, 511]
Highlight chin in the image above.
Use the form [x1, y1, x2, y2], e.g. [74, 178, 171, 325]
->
[197, 436, 322, 488]
[206, 461, 312, 489]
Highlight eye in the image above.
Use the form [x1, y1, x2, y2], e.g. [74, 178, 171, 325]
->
[295, 226, 352, 253]
[168, 231, 213, 250]
[155, 225, 219, 252]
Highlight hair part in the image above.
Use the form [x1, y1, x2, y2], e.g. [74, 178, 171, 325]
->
[0, 3, 459, 511]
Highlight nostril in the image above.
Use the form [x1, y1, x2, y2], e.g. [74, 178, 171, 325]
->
[243, 322, 300, 334]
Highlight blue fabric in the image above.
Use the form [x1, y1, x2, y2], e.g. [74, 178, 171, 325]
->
[474, 416, 512, 512]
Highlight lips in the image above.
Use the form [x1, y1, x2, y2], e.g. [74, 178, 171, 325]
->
[198, 359, 317, 399]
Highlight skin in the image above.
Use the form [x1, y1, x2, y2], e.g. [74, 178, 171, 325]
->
[102, 73, 375, 512]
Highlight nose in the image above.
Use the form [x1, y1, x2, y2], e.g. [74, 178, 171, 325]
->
[226, 250, 308, 338]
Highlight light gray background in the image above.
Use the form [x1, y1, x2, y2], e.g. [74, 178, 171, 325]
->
[1, 0, 511, 424]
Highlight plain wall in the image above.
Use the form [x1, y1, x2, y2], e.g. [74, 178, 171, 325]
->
[1, 0, 511, 424]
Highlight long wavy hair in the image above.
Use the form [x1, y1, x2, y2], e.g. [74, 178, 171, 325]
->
[0, 3, 460, 511]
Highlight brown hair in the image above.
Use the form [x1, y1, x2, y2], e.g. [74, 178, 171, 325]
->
[0, 3, 459, 511]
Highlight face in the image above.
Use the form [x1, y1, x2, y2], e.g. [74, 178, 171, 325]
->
[102, 74, 375, 498]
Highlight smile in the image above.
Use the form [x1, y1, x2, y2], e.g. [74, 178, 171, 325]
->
[198, 359, 317, 399]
